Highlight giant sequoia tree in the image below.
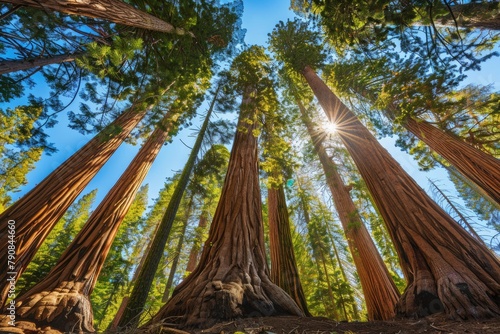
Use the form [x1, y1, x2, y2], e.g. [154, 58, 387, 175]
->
[269, 20, 500, 319]
[0, 0, 191, 35]
[0, 98, 152, 307]
[148, 46, 304, 328]
[3, 112, 174, 332]
[298, 101, 400, 320]
[329, 55, 500, 206]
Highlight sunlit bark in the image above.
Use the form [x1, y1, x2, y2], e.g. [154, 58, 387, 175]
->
[0, 105, 149, 307]
[6, 113, 172, 332]
[302, 65, 500, 319]
[148, 88, 304, 328]
[299, 102, 400, 320]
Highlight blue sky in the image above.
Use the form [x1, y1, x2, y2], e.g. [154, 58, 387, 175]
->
[8, 0, 500, 240]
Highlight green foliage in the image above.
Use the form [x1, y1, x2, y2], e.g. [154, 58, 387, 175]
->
[0, 104, 53, 207]
[287, 177, 362, 320]
[268, 19, 326, 73]
[16, 189, 98, 295]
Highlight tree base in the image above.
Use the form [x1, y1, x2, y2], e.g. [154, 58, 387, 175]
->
[151, 275, 304, 328]
[14, 282, 95, 333]
[396, 269, 500, 320]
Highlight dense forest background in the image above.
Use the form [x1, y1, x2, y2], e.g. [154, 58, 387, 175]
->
[0, 0, 499, 333]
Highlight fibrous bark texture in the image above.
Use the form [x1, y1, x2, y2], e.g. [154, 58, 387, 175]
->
[149, 90, 304, 328]
[1, 0, 190, 35]
[404, 117, 500, 206]
[9, 114, 171, 332]
[0, 53, 80, 75]
[268, 184, 311, 316]
[0, 107, 147, 307]
[300, 104, 400, 320]
[302, 65, 500, 320]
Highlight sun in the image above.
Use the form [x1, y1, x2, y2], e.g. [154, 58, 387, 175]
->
[322, 122, 338, 135]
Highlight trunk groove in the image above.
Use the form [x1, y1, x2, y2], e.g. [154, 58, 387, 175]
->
[302, 65, 500, 319]
[299, 102, 400, 320]
[148, 89, 304, 328]
[9, 113, 172, 332]
[0, 105, 149, 307]
[1, 0, 191, 35]
[404, 117, 500, 205]
[268, 184, 311, 316]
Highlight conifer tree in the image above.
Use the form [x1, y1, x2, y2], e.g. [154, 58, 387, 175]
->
[9, 112, 174, 332]
[92, 185, 148, 330]
[2, 0, 192, 35]
[148, 47, 304, 329]
[298, 100, 400, 320]
[0, 95, 157, 307]
[119, 78, 226, 328]
[269, 19, 500, 319]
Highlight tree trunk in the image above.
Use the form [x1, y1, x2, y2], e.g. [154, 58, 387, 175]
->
[185, 214, 208, 273]
[10, 113, 172, 333]
[0, 53, 81, 75]
[404, 117, 500, 206]
[268, 184, 311, 316]
[299, 102, 400, 320]
[119, 86, 221, 328]
[0, 105, 149, 307]
[302, 65, 500, 319]
[162, 197, 194, 302]
[147, 88, 304, 329]
[0, 0, 192, 36]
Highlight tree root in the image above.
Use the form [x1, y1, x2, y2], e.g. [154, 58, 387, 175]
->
[15, 282, 94, 333]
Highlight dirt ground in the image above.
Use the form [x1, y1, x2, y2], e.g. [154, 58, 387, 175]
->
[2, 314, 500, 333]
[152, 315, 500, 334]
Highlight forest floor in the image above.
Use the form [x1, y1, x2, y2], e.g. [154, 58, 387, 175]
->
[2, 314, 500, 333]
[149, 315, 500, 334]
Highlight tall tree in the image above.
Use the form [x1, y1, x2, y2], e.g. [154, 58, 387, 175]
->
[267, 183, 311, 316]
[92, 185, 148, 330]
[329, 55, 500, 206]
[298, 101, 400, 320]
[261, 108, 311, 316]
[0, 97, 153, 307]
[147, 47, 304, 329]
[119, 79, 225, 328]
[0, 0, 192, 35]
[10, 111, 174, 332]
[269, 20, 500, 319]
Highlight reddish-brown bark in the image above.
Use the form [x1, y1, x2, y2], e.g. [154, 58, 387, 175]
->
[148, 89, 304, 328]
[2, 0, 191, 35]
[404, 117, 500, 206]
[268, 184, 311, 316]
[302, 65, 500, 319]
[0, 106, 148, 307]
[7, 113, 172, 332]
[299, 102, 400, 320]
